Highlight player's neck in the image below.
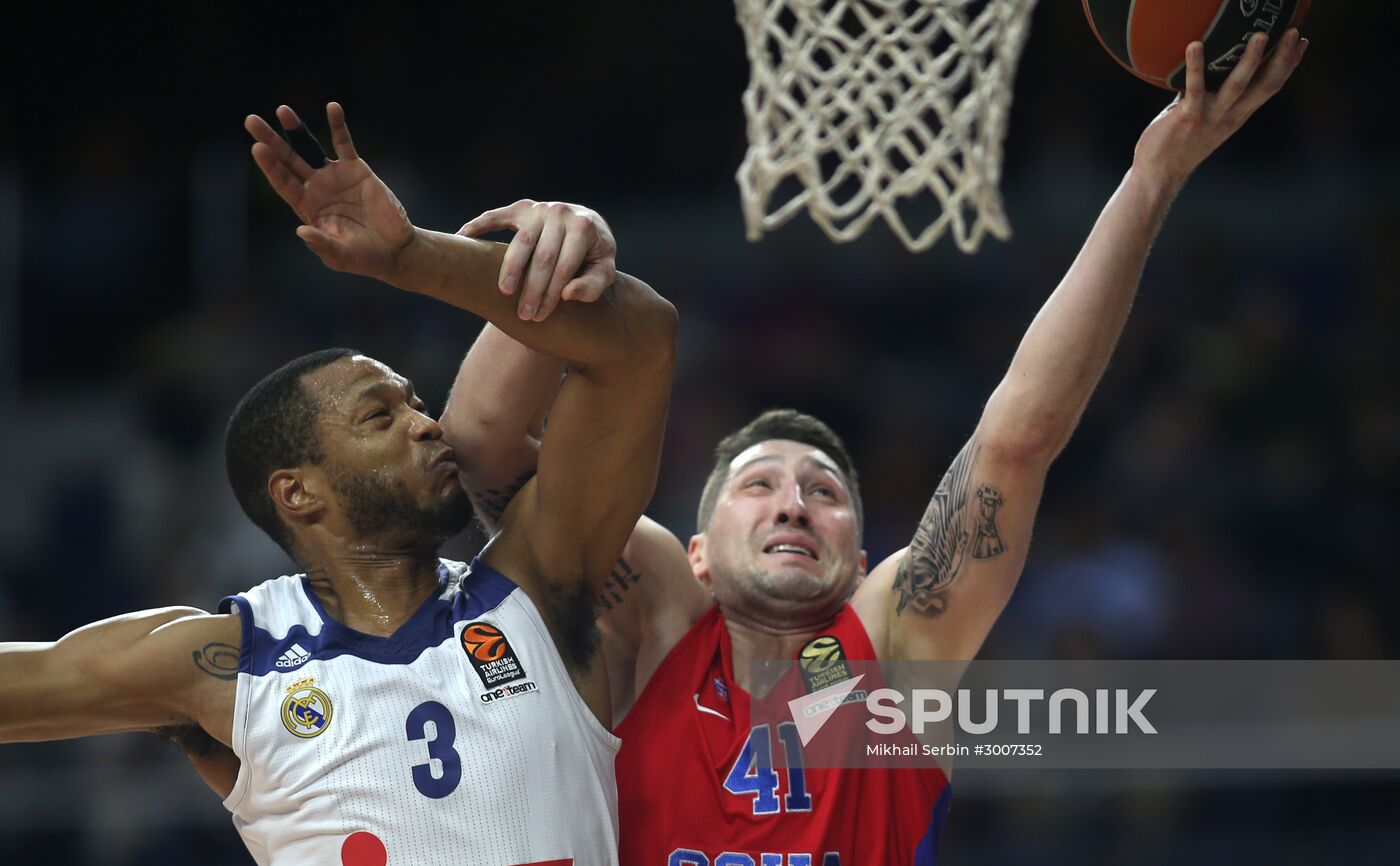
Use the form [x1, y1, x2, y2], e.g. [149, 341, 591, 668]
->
[722, 609, 834, 692]
[301, 548, 443, 637]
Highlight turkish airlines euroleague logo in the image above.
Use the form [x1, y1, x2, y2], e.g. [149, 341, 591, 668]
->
[799, 635, 854, 692]
[462, 623, 507, 662]
[461, 621, 530, 690]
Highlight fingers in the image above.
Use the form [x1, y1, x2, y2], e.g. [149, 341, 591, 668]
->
[326, 102, 359, 161]
[459, 203, 526, 239]
[1180, 42, 1205, 118]
[1214, 32, 1270, 115]
[539, 225, 593, 320]
[1232, 29, 1307, 120]
[461, 200, 543, 296]
[561, 259, 615, 303]
[273, 105, 328, 172]
[497, 216, 539, 298]
[295, 225, 351, 270]
[518, 212, 566, 320]
[250, 141, 308, 218]
[283, 122, 328, 170]
[245, 113, 316, 182]
[458, 200, 612, 318]
[275, 104, 304, 131]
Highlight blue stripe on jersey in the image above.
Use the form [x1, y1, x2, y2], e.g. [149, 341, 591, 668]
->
[913, 784, 952, 865]
[217, 557, 518, 675]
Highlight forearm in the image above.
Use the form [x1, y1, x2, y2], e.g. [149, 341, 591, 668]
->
[1, 608, 227, 743]
[981, 167, 1180, 458]
[0, 642, 59, 741]
[0, 641, 179, 741]
[391, 228, 675, 372]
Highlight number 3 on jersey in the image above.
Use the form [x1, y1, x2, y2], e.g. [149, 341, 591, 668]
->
[723, 723, 812, 814]
[406, 701, 462, 799]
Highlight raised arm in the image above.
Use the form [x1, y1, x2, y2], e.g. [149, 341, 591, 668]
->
[0, 608, 239, 745]
[854, 32, 1308, 662]
[442, 318, 708, 717]
[248, 105, 679, 631]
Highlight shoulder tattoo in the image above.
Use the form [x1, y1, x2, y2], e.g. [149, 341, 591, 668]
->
[192, 642, 240, 681]
[597, 557, 643, 612]
[476, 470, 536, 525]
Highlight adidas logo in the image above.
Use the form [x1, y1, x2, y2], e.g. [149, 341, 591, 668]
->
[276, 643, 310, 669]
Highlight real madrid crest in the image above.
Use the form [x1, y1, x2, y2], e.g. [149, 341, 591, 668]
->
[281, 676, 333, 738]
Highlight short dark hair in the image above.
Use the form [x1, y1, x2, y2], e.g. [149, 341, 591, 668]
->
[696, 408, 863, 533]
[224, 348, 358, 557]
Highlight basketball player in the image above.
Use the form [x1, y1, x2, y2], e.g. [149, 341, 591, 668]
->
[444, 33, 1309, 865]
[0, 103, 677, 866]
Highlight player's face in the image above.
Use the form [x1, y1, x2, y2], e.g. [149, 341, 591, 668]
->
[301, 356, 470, 548]
[694, 440, 865, 623]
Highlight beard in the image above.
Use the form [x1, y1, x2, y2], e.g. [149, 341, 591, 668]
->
[327, 465, 473, 551]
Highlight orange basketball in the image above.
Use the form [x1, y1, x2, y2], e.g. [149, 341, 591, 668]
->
[1083, 0, 1311, 90]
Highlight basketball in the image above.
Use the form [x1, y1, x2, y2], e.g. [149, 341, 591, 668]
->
[1083, 0, 1311, 90]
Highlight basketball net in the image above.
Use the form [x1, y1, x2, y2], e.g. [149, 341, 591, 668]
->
[735, 0, 1038, 253]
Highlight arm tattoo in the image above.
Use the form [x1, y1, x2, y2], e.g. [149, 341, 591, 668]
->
[476, 470, 536, 525]
[892, 441, 1007, 617]
[971, 484, 1006, 559]
[596, 557, 643, 612]
[192, 642, 240, 681]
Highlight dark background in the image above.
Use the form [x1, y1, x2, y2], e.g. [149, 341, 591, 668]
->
[2, 2, 1397, 864]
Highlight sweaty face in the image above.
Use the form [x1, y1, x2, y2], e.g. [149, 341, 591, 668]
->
[695, 440, 865, 624]
[302, 356, 471, 549]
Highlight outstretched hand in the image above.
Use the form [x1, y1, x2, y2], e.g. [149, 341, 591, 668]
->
[245, 103, 414, 281]
[1134, 29, 1308, 191]
[459, 201, 618, 322]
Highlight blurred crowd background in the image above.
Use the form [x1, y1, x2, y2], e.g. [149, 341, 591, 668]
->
[3, 2, 1397, 864]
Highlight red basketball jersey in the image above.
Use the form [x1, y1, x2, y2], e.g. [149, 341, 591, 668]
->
[615, 604, 951, 866]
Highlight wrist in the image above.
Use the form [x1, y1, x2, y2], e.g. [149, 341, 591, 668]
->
[382, 227, 508, 310]
[381, 225, 428, 288]
[1120, 159, 1187, 202]
[1123, 162, 1186, 214]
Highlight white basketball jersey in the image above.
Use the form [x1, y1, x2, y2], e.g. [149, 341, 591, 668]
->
[217, 557, 619, 866]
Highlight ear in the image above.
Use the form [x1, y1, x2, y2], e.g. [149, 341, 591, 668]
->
[852, 548, 870, 588]
[268, 468, 326, 533]
[688, 534, 714, 593]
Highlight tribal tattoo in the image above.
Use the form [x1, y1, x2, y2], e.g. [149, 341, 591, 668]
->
[475, 470, 536, 526]
[192, 642, 240, 681]
[892, 440, 1007, 617]
[597, 557, 643, 612]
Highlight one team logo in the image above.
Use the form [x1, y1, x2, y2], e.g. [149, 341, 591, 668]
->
[281, 677, 333, 738]
[480, 680, 539, 703]
[461, 621, 535, 701]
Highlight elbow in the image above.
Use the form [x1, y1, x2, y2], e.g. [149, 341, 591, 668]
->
[979, 426, 1065, 466]
[621, 281, 679, 372]
[439, 414, 488, 459]
[439, 398, 496, 456]
[978, 392, 1076, 465]
[568, 274, 678, 377]
[640, 288, 679, 355]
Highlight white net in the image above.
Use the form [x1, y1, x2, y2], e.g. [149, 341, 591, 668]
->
[735, 0, 1038, 253]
